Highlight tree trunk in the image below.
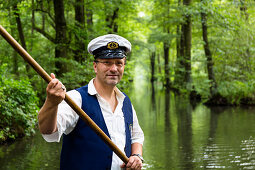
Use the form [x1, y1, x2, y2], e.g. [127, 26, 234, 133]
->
[240, 0, 251, 72]
[174, 25, 185, 86]
[176, 25, 181, 62]
[105, 7, 119, 33]
[183, 0, 192, 90]
[176, 0, 181, 60]
[157, 53, 161, 74]
[174, 0, 186, 87]
[53, 0, 68, 76]
[85, 6, 93, 33]
[201, 6, 218, 96]
[8, 8, 19, 77]
[11, 26, 19, 77]
[112, 8, 119, 33]
[164, 42, 171, 90]
[13, 4, 31, 78]
[240, 0, 249, 20]
[150, 51, 156, 83]
[164, 0, 171, 90]
[74, 0, 86, 63]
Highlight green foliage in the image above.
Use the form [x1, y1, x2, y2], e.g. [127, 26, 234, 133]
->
[0, 65, 39, 143]
[117, 59, 135, 94]
[61, 58, 95, 90]
[218, 80, 255, 105]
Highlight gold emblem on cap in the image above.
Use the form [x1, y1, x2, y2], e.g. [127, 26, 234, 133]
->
[107, 41, 119, 50]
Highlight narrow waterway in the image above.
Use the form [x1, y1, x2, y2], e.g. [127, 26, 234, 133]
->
[1, 87, 255, 169]
[135, 88, 255, 169]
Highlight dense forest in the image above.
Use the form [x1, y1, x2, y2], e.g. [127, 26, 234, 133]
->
[0, 0, 255, 142]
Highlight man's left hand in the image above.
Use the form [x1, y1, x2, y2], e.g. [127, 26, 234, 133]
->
[120, 155, 143, 170]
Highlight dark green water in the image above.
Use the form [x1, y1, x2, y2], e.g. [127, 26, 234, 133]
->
[1, 88, 255, 169]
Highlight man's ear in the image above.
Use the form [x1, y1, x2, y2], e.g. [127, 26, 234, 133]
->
[93, 62, 97, 73]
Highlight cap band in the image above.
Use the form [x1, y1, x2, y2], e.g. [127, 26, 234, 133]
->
[94, 49, 127, 59]
[93, 45, 127, 59]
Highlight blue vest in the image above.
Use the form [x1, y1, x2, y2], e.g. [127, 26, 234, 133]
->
[60, 85, 133, 170]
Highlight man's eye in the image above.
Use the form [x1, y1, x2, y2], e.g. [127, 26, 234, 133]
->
[116, 62, 123, 66]
[104, 61, 112, 65]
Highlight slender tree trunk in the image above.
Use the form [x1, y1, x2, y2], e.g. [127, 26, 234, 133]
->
[176, 0, 181, 60]
[164, 42, 170, 90]
[201, 3, 217, 96]
[164, 0, 171, 90]
[174, 0, 193, 90]
[176, 25, 180, 61]
[157, 53, 161, 74]
[13, 5, 27, 51]
[174, 24, 185, 86]
[240, 0, 250, 72]
[31, 0, 35, 33]
[85, 3, 93, 57]
[105, 7, 119, 33]
[13, 4, 31, 78]
[74, 0, 86, 63]
[53, 0, 68, 76]
[8, 8, 19, 77]
[183, 0, 192, 90]
[150, 51, 156, 83]
[85, 7, 93, 33]
[174, 0, 186, 87]
[11, 27, 19, 77]
[112, 8, 119, 33]
[240, 0, 249, 20]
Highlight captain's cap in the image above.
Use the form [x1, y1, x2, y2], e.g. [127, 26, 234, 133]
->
[87, 34, 131, 59]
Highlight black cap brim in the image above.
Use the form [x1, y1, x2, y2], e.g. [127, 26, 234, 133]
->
[94, 49, 126, 59]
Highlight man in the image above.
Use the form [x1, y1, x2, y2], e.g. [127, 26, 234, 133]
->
[38, 34, 144, 170]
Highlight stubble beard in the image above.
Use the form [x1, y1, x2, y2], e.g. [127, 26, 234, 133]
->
[105, 75, 122, 86]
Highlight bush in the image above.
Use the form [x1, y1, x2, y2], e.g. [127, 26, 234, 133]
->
[218, 80, 255, 105]
[0, 65, 39, 143]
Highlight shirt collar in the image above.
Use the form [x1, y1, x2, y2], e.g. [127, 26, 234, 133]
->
[88, 78, 126, 102]
[88, 79, 98, 95]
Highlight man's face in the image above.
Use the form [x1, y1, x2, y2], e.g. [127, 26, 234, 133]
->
[93, 58, 126, 87]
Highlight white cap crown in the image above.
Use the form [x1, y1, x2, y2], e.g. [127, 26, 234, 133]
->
[87, 34, 131, 55]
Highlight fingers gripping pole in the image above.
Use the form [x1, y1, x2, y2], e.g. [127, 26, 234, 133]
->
[0, 25, 129, 164]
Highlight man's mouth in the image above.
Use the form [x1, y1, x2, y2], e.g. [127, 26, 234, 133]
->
[107, 75, 117, 77]
[107, 74, 118, 76]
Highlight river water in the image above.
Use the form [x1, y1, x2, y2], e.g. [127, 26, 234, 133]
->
[1, 87, 255, 169]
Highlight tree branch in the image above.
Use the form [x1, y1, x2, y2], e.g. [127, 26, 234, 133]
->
[34, 25, 56, 43]
[34, 8, 55, 24]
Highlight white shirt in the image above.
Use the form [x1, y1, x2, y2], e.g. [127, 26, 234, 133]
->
[42, 79, 144, 170]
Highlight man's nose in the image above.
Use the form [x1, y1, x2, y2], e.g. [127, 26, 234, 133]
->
[109, 63, 118, 71]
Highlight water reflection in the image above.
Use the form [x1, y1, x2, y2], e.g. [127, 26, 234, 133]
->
[202, 107, 220, 169]
[134, 88, 255, 169]
[175, 96, 194, 169]
[164, 88, 170, 132]
[0, 129, 61, 169]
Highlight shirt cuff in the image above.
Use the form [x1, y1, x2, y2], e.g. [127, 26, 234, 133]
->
[131, 135, 144, 145]
[41, 130, 61, 142]
[41, 120, 63, 142]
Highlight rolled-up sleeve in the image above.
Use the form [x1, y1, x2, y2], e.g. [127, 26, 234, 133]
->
[42, 90, 81, 142]
[131, 105, 144, 145]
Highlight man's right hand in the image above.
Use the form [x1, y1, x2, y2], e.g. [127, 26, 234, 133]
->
[38, 73, 66, 134]
[46, 73, 66, 106]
